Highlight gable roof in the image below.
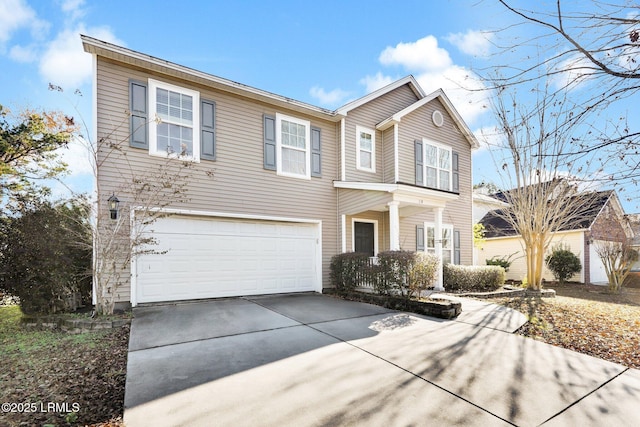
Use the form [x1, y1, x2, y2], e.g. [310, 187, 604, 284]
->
[82, 35, 474, 140]
[479, 190, 614, 238]
[376, 88, 480, 149]
[335, 76, 425, 115]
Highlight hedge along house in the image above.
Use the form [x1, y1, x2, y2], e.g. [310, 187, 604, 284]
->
[83, 35, 479, 308]
[477, 190, 633, 284]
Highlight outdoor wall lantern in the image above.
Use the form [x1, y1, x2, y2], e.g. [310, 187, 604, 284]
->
[107, 194, 120, 220]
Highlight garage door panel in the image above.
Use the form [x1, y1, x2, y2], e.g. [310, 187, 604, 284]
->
[135, 216, 320, 304]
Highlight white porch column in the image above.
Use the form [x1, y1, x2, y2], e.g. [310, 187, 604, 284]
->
[388, 201, 400, 251]
[434, 207, 444, 291]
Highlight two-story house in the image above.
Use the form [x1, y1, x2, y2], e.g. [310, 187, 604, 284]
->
[82, 35, 478, 308]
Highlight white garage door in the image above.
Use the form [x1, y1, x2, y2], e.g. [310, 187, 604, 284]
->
[134, 215, 321, 304]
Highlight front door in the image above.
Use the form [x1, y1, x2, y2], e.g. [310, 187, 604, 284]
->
[354, 221, 375, 257]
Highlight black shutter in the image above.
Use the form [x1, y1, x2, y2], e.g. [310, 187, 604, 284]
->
[201, 99, 216, 160]
[415, 140, 423, 186]
[416, 224, 425, 251]
[452, 151, 459, 193]
[129, 80, 148, 149]
[264, 114, 276, 170]
[453, 229, 461, 264]
[311, 126, 321, 177]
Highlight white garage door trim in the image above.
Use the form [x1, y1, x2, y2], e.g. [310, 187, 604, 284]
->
[130, 208, 322, 306]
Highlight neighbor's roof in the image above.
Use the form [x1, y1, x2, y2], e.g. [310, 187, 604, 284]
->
[479, 190, 614, 238]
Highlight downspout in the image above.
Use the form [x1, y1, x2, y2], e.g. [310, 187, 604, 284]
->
[340, 117, 346, 181]
[393, 123, 399, 183]
[91, 53, 99, 307]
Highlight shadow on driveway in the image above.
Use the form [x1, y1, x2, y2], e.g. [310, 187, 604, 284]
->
[124, 293, 639, 427]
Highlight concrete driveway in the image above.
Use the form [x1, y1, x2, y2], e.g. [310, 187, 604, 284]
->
[124, 293, 640, 427]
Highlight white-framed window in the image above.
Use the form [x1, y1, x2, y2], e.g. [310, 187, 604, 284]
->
[149, 79, 200, 161]
[424, 223, 454, 265]
[423, 139, 451, 191]
[276, 113, 311, 179]
[356, 126, 376, 172]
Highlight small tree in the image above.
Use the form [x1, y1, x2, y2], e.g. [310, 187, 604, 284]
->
[593, 240, 639, 292]
[49, 84, 196, 314]
[0, 104, 76, 209]
[545, 244, 581, 285]
[473, 223, 486, 250]
[488, 84, 603, 290]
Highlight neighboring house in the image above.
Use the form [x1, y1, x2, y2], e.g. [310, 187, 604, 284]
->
[472, 187, 509, 265]
[477, 189, 633, 284]
[627, 213, 640, 271]
[83, 35, 478, 308]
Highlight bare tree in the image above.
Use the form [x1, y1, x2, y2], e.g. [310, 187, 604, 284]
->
[487, 85, 604, 290]
[50, 85, 196, 314]
[594, 239, 638, 292]
[590, 203, 638, 292]
[485, 1, 640, 192]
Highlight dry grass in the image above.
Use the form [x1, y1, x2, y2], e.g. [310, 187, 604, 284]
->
[493, 283, 640, 369]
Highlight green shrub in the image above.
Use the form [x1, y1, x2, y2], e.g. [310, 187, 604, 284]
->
[375, 251, 439, 299]
[485, 252, 519, 272]
[444, 264, 505, 292]
[329, 252, 371, 293]
[330, 251, 439, 299]
[0, 199, 92, 314]
[545, 244, 581, 285]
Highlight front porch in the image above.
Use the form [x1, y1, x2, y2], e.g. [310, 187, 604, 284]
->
[335, 181, 460, 290]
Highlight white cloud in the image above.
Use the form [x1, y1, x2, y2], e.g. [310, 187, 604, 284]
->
[474, 125, 504, 152]
[548, 54, 597, 90]
[0, 0, 48, 48]
[39, 24, 123, 89]
[9, 44, 37, 62]
[309, 86, 350, 107]
[379, 36, 452, 72]
[445, 30, 493, 57]
[414, 65, 491, 125]
[61, 0, 86, 22]
[359, 72, 395, 93]
[367, 35, 492, 126]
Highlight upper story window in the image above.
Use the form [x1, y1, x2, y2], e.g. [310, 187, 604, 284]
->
[356, 126, 376, 173]
[421, 139, 452, 191]
[149, 79, 200, 161]
[276, 113, 311, 179]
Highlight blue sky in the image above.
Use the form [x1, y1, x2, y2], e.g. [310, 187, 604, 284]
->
[1, 0, 637, 211]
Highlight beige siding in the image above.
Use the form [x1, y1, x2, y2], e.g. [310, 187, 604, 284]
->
[337, 188, 392, 216]
[96, 58, 339, 302]
[478, 232, 585, 282]
[394, 98, 474, 266]
[345, 84, 419, 182]
[382, 127, 395, 183]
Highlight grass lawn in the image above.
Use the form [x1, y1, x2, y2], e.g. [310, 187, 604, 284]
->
[0, 305, 128, 426]
[491, 283, 640, 369]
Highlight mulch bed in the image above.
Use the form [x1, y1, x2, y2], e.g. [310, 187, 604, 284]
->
[491, 283, 640, 369]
